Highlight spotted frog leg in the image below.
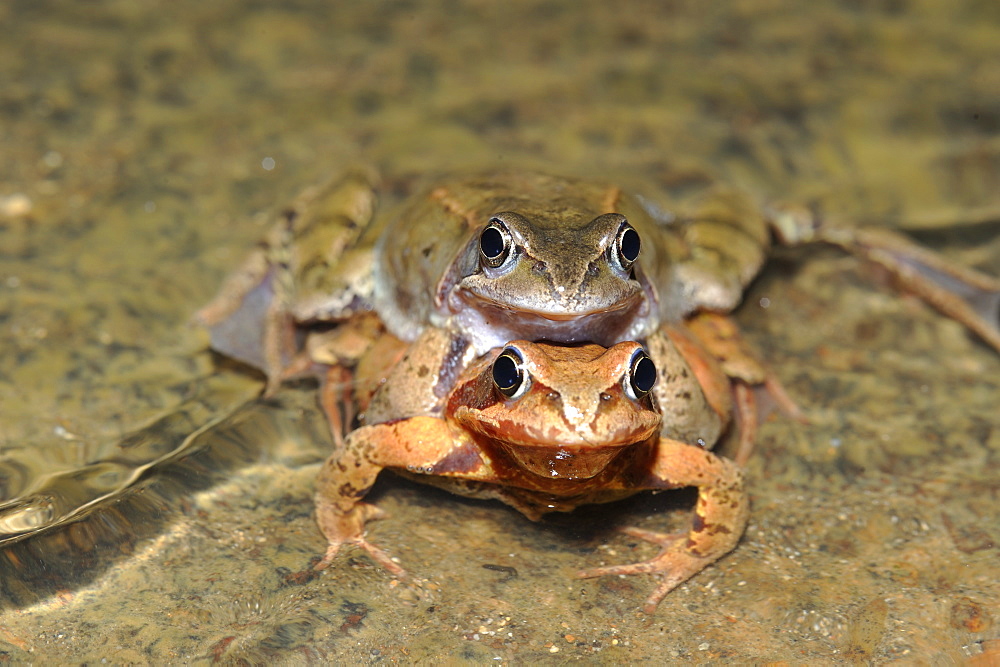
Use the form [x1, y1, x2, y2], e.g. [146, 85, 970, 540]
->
[297, 312, 408, 447]
[646, 186, 1000, 355]
[575, 438, 748, 614]
[652, 316, 791, 467]
[196, 168, 381, 394]
[312, 415, 463, 576]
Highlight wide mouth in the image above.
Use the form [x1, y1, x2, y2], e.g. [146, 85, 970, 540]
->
[456, 406, 661, 481]
[458, 286, 645, 320]
[496, 441, 631, 480]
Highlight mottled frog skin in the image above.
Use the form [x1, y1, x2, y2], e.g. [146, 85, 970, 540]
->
[199, 167, 1000, 397]
[313, 334, 748, 613]
[199, 167, 1000, 612]
[198, 171, 776, 390]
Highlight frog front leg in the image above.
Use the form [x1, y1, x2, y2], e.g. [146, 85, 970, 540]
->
[302, 313, 407, 447]
[577, 437, 749, 613]
[313, 416, 485, 575]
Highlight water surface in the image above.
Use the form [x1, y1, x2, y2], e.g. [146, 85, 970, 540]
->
[1, 1, 998, 661]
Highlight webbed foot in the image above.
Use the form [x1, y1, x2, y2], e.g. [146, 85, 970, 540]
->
[578, 438, 750, 613]
[769, 204, 1000, 353]
[577, 527, 717, 614]
[313, 500, 407, 578]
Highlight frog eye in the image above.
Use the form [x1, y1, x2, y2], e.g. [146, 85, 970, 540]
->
[624, 349, 656, 400]
[612, 221, 641, 272]
[492, 347, 529, 399]
[480, 218, 513, 269]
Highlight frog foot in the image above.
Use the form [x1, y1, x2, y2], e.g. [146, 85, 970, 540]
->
[577, 527, 719, 614]
[313, 501, 407, 578]
[828, 225, 1000, 352]
[770, 204, 1000, 353]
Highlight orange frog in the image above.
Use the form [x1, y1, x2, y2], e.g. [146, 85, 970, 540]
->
[314, 329, 747, 614]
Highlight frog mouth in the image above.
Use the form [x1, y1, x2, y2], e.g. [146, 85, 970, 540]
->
[456, 404, 660, 480]
[496, 442, 630, 480]
[452, 291, 650, 349]
[465, 420, 660, 480]
[463, 287, 645, 320]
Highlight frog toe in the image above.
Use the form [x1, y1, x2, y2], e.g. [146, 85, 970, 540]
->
[314, 529, 407, 578]
[579, 548, 718, 613]
[314, 500, 403, 574]
[618, 526, 687, 548]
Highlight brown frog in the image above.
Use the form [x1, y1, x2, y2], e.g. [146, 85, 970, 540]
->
[198, 170, 1000, 390]
[313, 330, 747, 613]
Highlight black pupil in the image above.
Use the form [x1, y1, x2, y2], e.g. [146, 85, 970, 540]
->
[493, 353, 522, 394]
[631, 354, 656, 394]
[480, 225, 506, 259]
[619, 227, 640, 263]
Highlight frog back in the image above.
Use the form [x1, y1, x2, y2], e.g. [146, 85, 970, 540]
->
[626, 186, 772, 321]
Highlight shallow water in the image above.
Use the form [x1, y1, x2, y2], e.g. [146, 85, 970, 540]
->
[1, 0, 998, 661]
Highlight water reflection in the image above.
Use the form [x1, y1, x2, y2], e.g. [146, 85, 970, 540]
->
[0, 380, 329, 609]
